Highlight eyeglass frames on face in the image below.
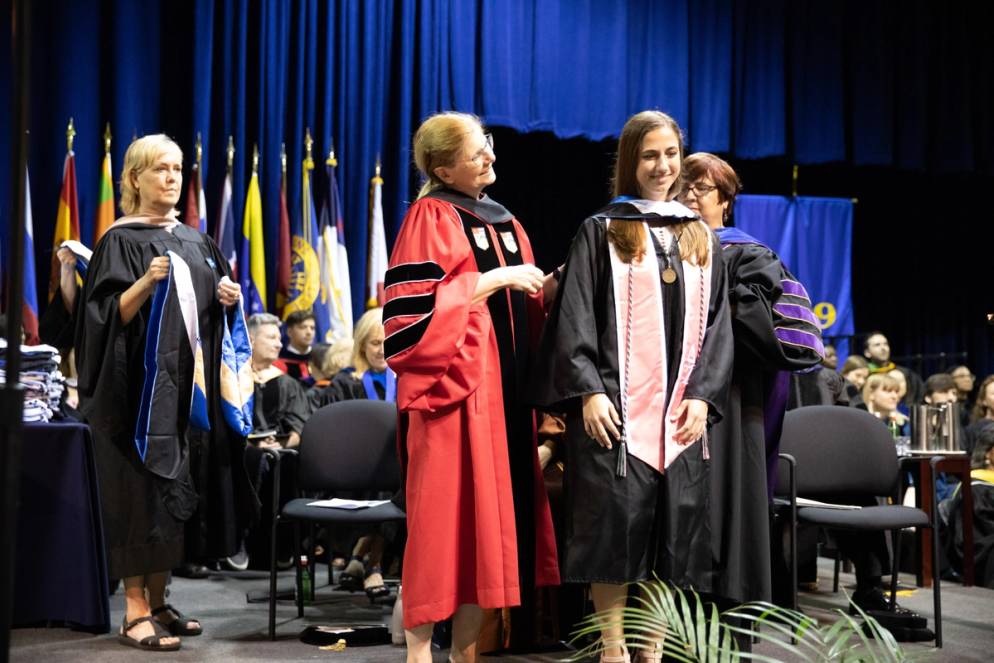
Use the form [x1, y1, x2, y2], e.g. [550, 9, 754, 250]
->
[468, 133, 494, 164]
[684, 181, 718, 197]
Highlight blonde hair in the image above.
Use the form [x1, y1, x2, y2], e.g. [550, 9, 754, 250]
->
[120, 134, 182, 217]
[413, 112, 481, 199]
[862, 373, 899, 405]
[608, 111, 710, 266]
[351, 308, 384, 377]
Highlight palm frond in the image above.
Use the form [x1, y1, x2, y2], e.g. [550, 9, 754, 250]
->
[567, 580, 909, 663]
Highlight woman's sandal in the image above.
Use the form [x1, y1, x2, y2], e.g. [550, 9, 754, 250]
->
[151, 603, 203, 636]
[118, 615, 181, 651]
[338, 557, 364, 592]
[363, 566, 390, 603]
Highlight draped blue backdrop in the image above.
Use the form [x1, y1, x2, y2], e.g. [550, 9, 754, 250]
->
[2, 0, 992, 321]
[734, 195, 855, 358]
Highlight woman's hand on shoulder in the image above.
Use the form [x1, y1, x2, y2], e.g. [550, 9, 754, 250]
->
[582, 392, 621, 449]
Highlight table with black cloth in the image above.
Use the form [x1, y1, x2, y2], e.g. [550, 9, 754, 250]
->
[13, 421, 110, 633]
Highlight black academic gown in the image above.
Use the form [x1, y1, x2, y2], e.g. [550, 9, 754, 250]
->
[711, 237, 824, 604]
[529, 204, 733, 589]
[308, 369, 381, 411]
[75, 219, 253, 577]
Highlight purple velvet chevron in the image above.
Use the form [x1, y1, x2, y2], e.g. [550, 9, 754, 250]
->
[775, 326, 825, 356]
[773, 302, 821, 327]
[780, 279, 810, 300]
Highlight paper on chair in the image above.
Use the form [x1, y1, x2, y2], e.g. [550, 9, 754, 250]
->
[307, 498, 391, 509]
[796, 497, 862, 510]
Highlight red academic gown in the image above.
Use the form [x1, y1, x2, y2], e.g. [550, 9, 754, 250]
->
[384, 188, 560, 629]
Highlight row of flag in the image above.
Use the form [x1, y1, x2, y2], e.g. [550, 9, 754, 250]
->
[13, 121, 390, 347]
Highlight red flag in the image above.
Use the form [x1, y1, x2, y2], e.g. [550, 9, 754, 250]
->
[49, 151, 80, 301]
[275, 168, 292, 316]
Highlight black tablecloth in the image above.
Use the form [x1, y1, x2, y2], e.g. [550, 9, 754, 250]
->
[14, 421, 110, 633]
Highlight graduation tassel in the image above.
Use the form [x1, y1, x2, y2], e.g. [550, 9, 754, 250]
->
[616, 437, 628, 478]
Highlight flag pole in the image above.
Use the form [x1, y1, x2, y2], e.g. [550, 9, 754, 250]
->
[104, 122, 112, 154]
[226, 135, 235, 175]
[1, 1, 31, 660]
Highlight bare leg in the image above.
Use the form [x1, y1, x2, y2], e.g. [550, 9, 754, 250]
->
[591, 583, 628, 661]
[450, 603, 484, 662]
[405, 621, 434, 663]
[352, 535, 372, 558]
[121, 576, 179, 647]
[363, 535, 388, 592]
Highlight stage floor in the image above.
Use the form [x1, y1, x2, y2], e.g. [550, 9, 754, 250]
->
[11, 557, 994, 662]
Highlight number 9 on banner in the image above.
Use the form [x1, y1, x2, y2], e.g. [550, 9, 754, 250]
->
[813, 302, 836, 330]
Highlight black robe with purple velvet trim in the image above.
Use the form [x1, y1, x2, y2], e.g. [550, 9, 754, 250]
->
[708, 234, 824, 603]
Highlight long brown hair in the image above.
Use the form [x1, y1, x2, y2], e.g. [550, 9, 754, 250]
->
[972, 375, 994, 423]
[608, 111, 710, 265]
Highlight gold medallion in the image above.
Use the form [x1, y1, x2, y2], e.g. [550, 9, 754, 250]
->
[661, 268, 677, 284]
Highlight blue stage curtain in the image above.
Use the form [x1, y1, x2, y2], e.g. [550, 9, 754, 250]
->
[734, 195, 855, 357]
[2, 0, 992, 322]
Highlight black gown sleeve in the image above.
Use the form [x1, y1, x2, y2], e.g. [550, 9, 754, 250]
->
[39, 292, 76, 349]
[73, 229, 149, 432]
[684, 234, 733, 421]
[527, 218, 611, 410]
[726, 243, 824, 370]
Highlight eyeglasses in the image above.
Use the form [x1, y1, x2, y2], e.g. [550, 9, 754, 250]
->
[684, 182, 719, 197]
[468, 133, 494, 164]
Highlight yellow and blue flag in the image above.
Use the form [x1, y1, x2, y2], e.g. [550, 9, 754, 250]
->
[240, 167, 267, 315]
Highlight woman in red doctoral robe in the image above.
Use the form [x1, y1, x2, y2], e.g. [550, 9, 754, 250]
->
[384, 112, 559, 662]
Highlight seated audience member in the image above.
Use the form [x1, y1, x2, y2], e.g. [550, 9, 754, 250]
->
[887, 368, 912, 416]
[230, 314, 313, 571]
[939, 427, 994, 589]
[924, 373, 960, 407]
[841, 355, 870, 408]
[863, 331, 924, 404]
[249, 313, 311, 448]
[949, 365, 977, 428]
[274, 309, 316, 384]
[310, 308, 394, 410]
[965, 375, 994, 458]
[860, 373, 908, 435]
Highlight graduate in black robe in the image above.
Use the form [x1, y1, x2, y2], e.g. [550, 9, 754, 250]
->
[74, 129, 249, 649]
[680, 153, 824, 607]
[76, 220, 252, 570]
[530, 113, 733, 660]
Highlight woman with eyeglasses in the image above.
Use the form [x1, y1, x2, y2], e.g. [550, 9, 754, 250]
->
[529, 112, 734, 663]
[678, 153, 824, 612]
[384, 112, 560, 662]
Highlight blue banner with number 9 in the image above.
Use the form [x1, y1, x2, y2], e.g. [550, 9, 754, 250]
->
[733, 195, 854, 357]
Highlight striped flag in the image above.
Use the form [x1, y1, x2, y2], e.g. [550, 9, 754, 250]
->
[184, 162, 207, 233]
[22, 167, 40, 345]
[319, 154, 352, 339]
[366, 166, 388, 308]
[275, 161, 292, 317]
[215, 171, 237, 278]
[240, 165, 267, 315]
[93, 147, 115, 244]
[49, 150, 80, 301]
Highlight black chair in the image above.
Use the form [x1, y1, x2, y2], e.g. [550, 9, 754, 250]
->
[267, 399, 406, 640]
[776, 405, 942, 647]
